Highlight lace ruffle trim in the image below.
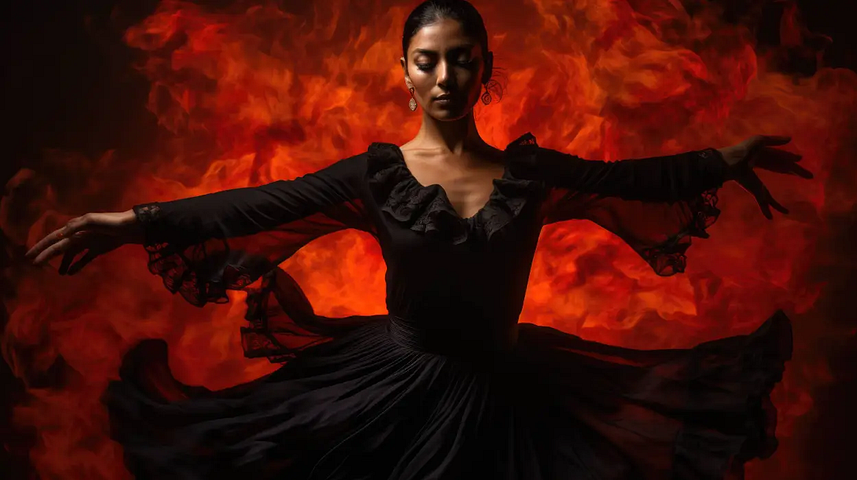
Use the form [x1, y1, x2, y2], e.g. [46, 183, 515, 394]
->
[132, 203, 255, 307]
[365, 133, 543, 244]
[639, 187, 722, 276]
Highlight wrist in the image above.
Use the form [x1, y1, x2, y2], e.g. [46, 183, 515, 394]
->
[712, 147, 740, 181]
[117, 209, 144, 245]
[119, 208, 138, 225]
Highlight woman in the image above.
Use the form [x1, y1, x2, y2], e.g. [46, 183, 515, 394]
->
[26, 1, 812, 478]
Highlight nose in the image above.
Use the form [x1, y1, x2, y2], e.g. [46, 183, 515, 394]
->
[436, 60, 451, 88]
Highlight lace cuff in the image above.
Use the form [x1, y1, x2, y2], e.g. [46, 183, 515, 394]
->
[540, 142, 728, 276]
[132, 203, 171, 246]
[132, 202, 258, 306]
[132, 203, 162, 223]
[638, 187, 721, 276]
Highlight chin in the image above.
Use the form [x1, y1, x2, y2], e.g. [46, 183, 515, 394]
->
[427, 105, 472, 121]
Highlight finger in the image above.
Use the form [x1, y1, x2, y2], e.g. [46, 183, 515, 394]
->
[759, 148, 802, 164]
[754, 180, 787, 217]
[754, 148, 811, 177]
[788, 163, 814, 179]
[736, 171, 774, 219]
[26, 226, 67, 260]
[767, 191, 789, 215]
[758, 200, 773, 220]
[32, 237, 72, 265]
[67, 249, 101, 275]
[759, 135, 792, 146]
[759, 145, 803, 163]
[26, 214, 94, 260]
[756, 158, 813, 178]
[59, 246, 84, 275]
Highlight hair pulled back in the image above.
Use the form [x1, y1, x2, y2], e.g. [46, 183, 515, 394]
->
[402, 0, 489, 61]
[401, 0, 503, 99]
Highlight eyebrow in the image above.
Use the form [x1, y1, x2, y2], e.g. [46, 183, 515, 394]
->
[412, 44, 476, 56]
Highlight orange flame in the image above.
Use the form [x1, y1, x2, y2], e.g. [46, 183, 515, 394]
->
[3, 1, 855, 478]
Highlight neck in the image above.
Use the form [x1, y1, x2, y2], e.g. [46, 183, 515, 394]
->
[413, 109, 486, 154]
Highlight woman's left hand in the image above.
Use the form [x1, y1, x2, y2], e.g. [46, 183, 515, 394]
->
[717, 135, 814, 219]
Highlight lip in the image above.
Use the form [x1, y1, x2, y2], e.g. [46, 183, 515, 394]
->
[433, 94, 454, 101]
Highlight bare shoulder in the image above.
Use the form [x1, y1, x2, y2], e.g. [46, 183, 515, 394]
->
[397, 140, 423, 156]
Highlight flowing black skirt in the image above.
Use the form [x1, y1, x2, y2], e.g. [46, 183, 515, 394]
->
[103, 296, 791, 480]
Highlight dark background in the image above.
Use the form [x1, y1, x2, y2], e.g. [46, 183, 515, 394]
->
[2, 1, 855, 478]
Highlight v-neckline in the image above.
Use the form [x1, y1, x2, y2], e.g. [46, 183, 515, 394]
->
[388, 144, 509, 221]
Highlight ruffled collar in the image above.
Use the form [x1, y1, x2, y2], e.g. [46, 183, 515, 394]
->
[366, 133, 543, 244]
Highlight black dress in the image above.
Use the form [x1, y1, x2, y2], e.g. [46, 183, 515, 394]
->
[104, 133, 792, 479]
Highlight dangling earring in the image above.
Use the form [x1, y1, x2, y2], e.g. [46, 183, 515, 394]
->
[408, 87, 417, 111]
[480, 84, 492, 105]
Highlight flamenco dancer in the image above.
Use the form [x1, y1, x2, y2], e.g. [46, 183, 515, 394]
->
[26, 1, 812, 478]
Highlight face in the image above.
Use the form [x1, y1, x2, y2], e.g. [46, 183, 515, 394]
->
[401, 18, 492, 121]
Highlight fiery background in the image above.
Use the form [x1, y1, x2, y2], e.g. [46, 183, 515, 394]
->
[2, 0, 855, 478]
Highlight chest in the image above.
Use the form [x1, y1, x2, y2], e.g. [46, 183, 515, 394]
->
[401, 155, 506, 219]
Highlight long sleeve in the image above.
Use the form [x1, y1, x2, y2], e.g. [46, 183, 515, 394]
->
[513, 144, 727, 276]
[134, 154, 374, 307]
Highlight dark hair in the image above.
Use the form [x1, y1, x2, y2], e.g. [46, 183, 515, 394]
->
[402, 0, 504, 99]
[402, 0, 489, 61]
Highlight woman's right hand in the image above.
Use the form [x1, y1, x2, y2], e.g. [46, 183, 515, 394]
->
[25, 209, 145, 275]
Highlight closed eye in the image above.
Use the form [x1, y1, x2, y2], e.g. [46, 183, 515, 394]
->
[415, 60, 475, 71]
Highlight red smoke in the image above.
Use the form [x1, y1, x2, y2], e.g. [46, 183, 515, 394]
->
[2, 1, 855, 478]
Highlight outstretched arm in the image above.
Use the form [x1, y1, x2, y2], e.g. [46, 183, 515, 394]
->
[27, 154, 375, 306]
[515, 145, 729, 204]
[135, 154, 372, 245]
[530, 135, 811, 275]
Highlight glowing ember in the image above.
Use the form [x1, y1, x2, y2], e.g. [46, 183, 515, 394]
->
[3, 1, 855, 479]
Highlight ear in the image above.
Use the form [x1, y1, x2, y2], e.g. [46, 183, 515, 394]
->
[400, 56, 414, 89]
[481, 51, 494, 85]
